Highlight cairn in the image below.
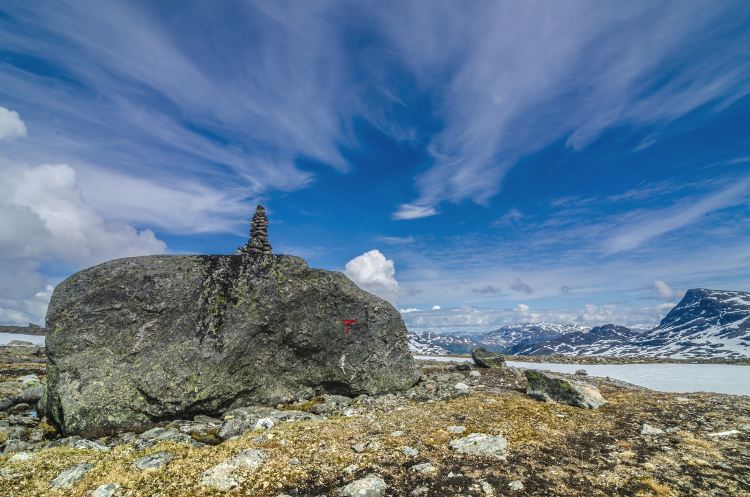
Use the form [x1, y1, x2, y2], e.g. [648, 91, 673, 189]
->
[235, 205, 273, 256]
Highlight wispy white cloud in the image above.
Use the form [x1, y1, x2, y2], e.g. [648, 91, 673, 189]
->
[606, 177, 750, 254]
[376, 235, 415, 245]
[392, 204, 439, 220]
[653, 280, 685, 300]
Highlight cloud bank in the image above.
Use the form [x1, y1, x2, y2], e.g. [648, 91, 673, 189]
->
[344, 250, 409, 306]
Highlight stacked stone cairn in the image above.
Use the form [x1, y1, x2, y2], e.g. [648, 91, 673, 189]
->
[235, 205, 272, 256]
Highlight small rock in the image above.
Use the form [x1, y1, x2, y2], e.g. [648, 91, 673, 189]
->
[90, 483, 121, 497]
[411, 463, 438, 477]
[410, 486, 429, 496]
[483, 399, 496, 403]
[2, 439, 29, 455]
[454, 383, 470, 390]
[138, 427, 166, 440]
[741, 424, 750, 431]
[481, 480, 495, 495]
[202, 448, 264, 491]
[365, 441, 380, 451]
[469, 371, 481, 377]
[665, 427, 680, 432]
[338, 474, 386, 497]
[251, 433, 274, 444]
[289, 458, 301, 465]
[456, 362, 472, 371]
[254, 418, 274, 430]
[508, 480, 524, 491]
[446, 425, 466, 434]
[343, 464, 359, 474]
[707, 430, 741, 437]
[525, 370, 606, 409]
[390, 431, 405, 437]
[674, 397, 690, 402]
[73, 439, 111, 452]
[352, 443, 367, 453]
[402, 447, 419, 456]
[50, 462, 94, 488]
[194, 414, 221, 424]
[575, 369, 588, 376]
[640, 424, 664, 435]
[9, 452, 35, 461]
[134, 451, 180, 470]
[449, 433, 508, 459]
[471, 348, 507, 369]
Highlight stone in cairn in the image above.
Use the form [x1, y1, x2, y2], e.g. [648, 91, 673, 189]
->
[235, 205, 273, 256]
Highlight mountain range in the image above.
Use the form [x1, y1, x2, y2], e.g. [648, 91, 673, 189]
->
[406, 289, 750, 358]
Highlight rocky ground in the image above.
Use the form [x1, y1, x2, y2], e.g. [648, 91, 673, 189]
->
[1, 358, 749, 496]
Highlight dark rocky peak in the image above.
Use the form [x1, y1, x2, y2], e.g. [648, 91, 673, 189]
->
[588, 324, 639, 338]
[656, 288, 750, 335]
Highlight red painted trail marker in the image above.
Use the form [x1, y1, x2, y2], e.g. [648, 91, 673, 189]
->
[341, 319, 358, 333]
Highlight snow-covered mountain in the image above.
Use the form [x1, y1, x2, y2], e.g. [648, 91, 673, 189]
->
[407, 332, 456, 356]
[602, 289, 750, 358]
[507, 324, 642, 356]
[410, 331, 479, 354]
[478, 323, 590, 352]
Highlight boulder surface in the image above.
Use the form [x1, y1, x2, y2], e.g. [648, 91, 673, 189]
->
[525, 370, 607, 409]
[44, 254, 420, 437]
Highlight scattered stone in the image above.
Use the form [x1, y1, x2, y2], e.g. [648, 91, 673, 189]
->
[488, 388, 509, 394]
[202, 448, 264, 491]
[2, 439, 29, 455]
[456, 362, 471, 371]
[402, 447, 419, 456]
[9, 452, 35, 461]
[449, 433, 508, 459]
[411, 463, 438, 477]
[454, 383, 469, 391]
[289, 458, 301, 465]
[366, 441, 380, 451]
[674, 397, 690, 402]
[139, 427, 166, 440]
[665, 427, 680, 432]
[575, 369, 588, 376]
[471, 348, 507, 369]
[410, 486, 429, 496]
[446, 425, 466, 434]
[469, 371, 481, 377]
[352, 443, 367, 453]
[741, 424, 750, 431]
[390, 430, 405, 437]
[73, 439, 111, 452]
[50, 462, 94, 488]
[707, 430, 741, 437]
[90, 483, 121, 497]
[483, 399, 497, 403]
[254, 418, 274, 430]
[525, 370, 607, 409]
[508, 480, 524, 491]
[640, 424, 664, 435]
[194, 414, 221, 424]
[481, 480, 495, 495]
[343, 464, 359, 474]
[338, 474, 386, 497]
[134, 451, 181, 470]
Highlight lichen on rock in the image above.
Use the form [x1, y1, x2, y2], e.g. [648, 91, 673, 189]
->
[43, 253, 420, 437]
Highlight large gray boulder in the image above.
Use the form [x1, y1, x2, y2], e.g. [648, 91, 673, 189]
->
[43, 254, 420, 437]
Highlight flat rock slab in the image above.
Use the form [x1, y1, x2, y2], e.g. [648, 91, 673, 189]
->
[449, 433, 508, 459]
[338, 474, 386, 497]
[134, 451, 181, 470]
[525, 370, 607, 409]
[202, 448, 265, 491]
[471, 348, 507, 369]
[91, 483, 121, 497]
[43, 254, 420, 437]
[50, 462, 94, 488]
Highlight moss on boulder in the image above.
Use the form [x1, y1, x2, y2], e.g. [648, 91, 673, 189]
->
[43, 254, 420, 437]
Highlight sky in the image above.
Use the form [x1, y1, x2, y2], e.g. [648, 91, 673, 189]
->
[1, 1, 749, 333]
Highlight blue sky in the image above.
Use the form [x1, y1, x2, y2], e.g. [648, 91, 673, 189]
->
[1, 1, 749, 332]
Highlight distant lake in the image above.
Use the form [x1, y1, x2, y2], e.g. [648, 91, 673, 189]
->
[413, 355, 750, 396]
